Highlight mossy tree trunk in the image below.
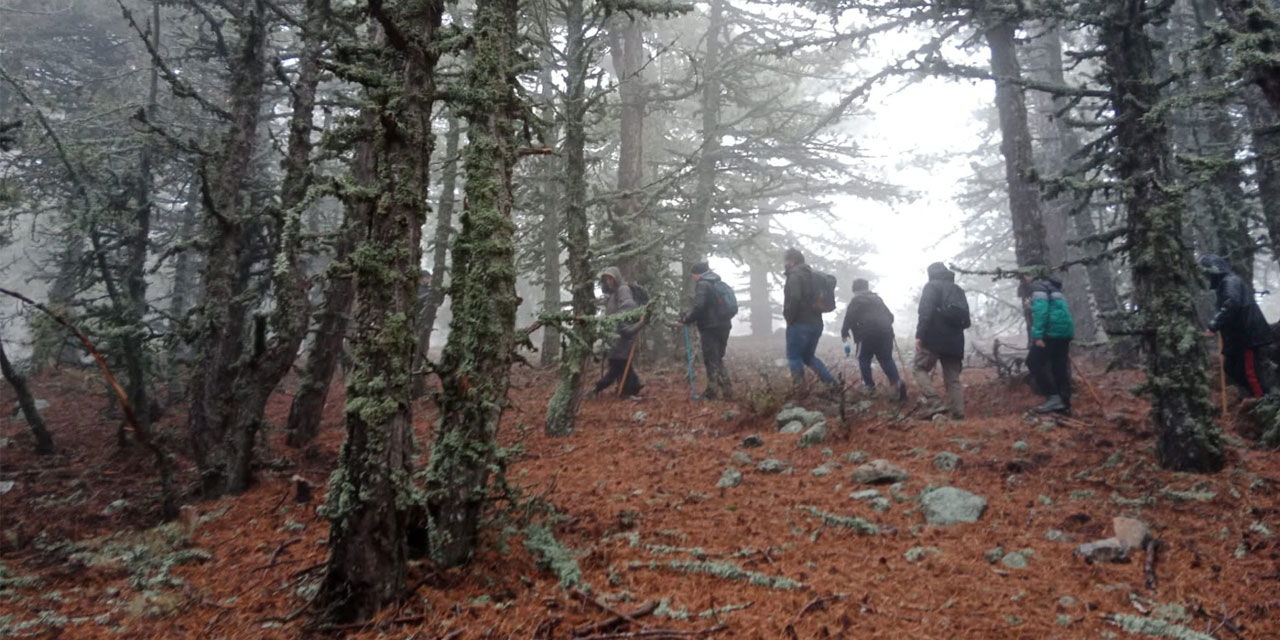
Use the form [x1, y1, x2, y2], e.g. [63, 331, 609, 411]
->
[0, 338, 53, 455]
[318, 0, 443, 621]
[1215, 0, 1280, 115]
[427, 0, 521, 566]
[546, 0, 597, 437]
[1244, 84, 1280, 268]
[680, 0, 722, 303]
[1098, 0, 1223, 472]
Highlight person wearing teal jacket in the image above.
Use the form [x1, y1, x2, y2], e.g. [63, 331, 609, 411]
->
[1023, 266, 1075, 414]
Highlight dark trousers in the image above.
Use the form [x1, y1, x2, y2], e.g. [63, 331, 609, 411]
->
[593, 358, 642, 397]
[1224, 346, 1275, 398]
[699, 325, 732, 397]
[785, 323, 834, 384]
[1028, 338, 1072, 407]
[857, 333, 901, 388]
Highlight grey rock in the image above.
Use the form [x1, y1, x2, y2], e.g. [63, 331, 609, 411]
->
[798, 421, 828, 448]
[756, 458, 788, 474]
[1001, 550, 1031, 569]
[740, 434, 764, 448]
[632, 411, 647, 422]
[848, 489, 881, 501]
[779, 421, 805, 434]
[844, 450, 868, 464]
[811, 464, 833, 478]
[933, 451, 961, 472]
[716, 468, 743, 488]
[1045, 529, 1072, 542]
[889, 482, 912, 503]
[730, 451, 752, 466]
[102, 499, 129, 516]
[869, 497, 891, 513]
[0, 481, 14, 496]
[776, 407, 824, 429]
[34, 399, 51, 411]
[821, 447, 835, 458]
[984, 546, 1005, 564]
[1112, 517, 1151, 551]
[904, 546, 941, 563]
[1074, 538, 1131, 563]
[1012, 440, 1030, 453]
[920, 487, 988, 526]
[850, 459, 910, 485]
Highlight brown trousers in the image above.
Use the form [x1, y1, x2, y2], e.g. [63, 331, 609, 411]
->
[913, 347, 964, 419]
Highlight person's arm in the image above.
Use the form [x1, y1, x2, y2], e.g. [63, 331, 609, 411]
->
[685, 280, 711, 325]
[783, 273, 799, 324]
[915, 283, 937, 341]
[1209, 276, 1245, 331]
[841, 301, 856, 341]
[1030, 288, 1049, 341]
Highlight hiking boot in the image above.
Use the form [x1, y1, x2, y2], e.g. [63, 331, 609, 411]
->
[1034, 395, 1068, 414]
[702, 388, 720, 401]
[896, 380, 908, 403]
[918, 400, 947, 419]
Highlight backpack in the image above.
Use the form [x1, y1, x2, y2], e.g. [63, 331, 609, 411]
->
[713, 280, 739, 319]
[810, 271, 837, 313]
[628, 283, 650, 306]
[935, 282, 971, 330]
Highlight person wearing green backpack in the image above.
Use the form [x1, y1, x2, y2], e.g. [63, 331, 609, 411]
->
[680, 261, 735, 399]
[1022, 264, 1075, 415]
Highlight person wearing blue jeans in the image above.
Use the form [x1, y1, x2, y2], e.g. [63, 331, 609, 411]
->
[783, 248, 835, 396]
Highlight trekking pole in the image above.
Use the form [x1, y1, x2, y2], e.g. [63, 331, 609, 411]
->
[1070, 358, 1105, 413]
[617, 314, 645, 397]
[684, 324, 699, 401]
[893, 339, 910, 389]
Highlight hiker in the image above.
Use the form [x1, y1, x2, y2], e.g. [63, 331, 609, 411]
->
[783, 248, 837, 396]
[841, 278, 907, 401]
[1022, 265, 1075, 414]
[1200, 255, 1276, 399]
[590, 266, 644, 398]
[913, 262, 968, 419]
[680, 261, 734, 400]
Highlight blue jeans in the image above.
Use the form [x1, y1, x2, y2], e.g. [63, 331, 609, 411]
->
[857, 333, 901, 388]
[786, 323, 835, 384]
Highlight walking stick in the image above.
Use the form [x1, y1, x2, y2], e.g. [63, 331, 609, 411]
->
[1070, 358, 1106, 413]
[685, 324, 699, 401]
[1218, 334, 1228, 417]
[617, 315, 645, 397]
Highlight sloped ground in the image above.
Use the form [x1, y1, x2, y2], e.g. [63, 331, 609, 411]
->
[0, 357, 1277, 639]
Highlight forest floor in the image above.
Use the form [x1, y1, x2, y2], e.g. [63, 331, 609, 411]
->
[1, 351, 1278, 639]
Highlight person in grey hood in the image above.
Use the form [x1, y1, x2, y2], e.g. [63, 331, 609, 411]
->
[680, 261, 733, 399]
[913, 262, 968, 419]
[591, 266, 644, 397]
[1200, 254, 1275, 399]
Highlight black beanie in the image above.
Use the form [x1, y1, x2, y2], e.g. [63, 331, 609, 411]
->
[691, 261, 710, 275]
[851, 278, 869, 292]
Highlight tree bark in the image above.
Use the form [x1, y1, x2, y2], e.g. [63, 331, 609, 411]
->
[681, 0, 723, 302]
[1099, 0, 1223, 472]
[0, 338, 53, 455]
[417, 113, 460, 363]
[1216, 0, 1280, 115]
[1244, 84, 1280, 266]
[427, 0, 521, 566]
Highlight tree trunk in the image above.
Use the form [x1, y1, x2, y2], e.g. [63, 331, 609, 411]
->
[417, 113, 460, 363]
[537, 59, 562, 368]
[318, 0, 442, 621]
[427, 0, 521, 567]
[1244, 84, 1280, 266]
[0, 338, 53, 455]
[985, 17, 1049, 268]
[1099, 0, 1223, 472]
[1215, 0, 1280, 114]
[28, 232, 84, 374]
[546, 0, 597, 437]
[681, 0, 723, 302]
[165, 184, 200, 404]
[748, 215, 773, 338]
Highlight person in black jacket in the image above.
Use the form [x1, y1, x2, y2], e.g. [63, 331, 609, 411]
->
[1200, 255, 1276, 399]
[681, 261, 733, 399]
[841, 278, 907, 401]
[783, 248, 836, 396]
[913, 262, 967, 419]
[590, 266, 644, 398]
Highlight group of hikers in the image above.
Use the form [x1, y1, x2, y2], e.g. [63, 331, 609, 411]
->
[586, 248, 1277, 418]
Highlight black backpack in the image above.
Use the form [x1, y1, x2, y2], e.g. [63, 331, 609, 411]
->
[628, 283, 650, 306]
[811, 271, 837, 313]
[935, 282, 971, 329]
[713, 280, 739, 319]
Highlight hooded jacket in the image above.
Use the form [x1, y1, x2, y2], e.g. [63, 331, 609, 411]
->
[841, 290, 894, 343]
[915, 262, 965, 358]
[1201, 255, 1272, 352]
[683, 270, 732, 331]
[599, 266, 643, 360]
[1029, 276, 1075, 341]
[783, 263, 823, 326]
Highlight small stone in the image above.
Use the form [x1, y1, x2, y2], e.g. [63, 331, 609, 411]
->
[1044, 529, 1071, 542]
[848, 489, 881, 501]
[1012, 440, 1029, 453]
[740, 434, 764, 448]
[904, 546, 941, 563]
[730, 451, 752, 466]
[984, 546, 1005, 564]
[845, 450, 868, 464]
[889, 482, 912, 503]
[821, 447, 834, 458]
[798, 421, 828, 447]
[869, 497, 891, 513]
[632, 411, 647, 422]
[1074, 538, 1131, 563]
[1037, 494, 1053, 506]
[919, 487, 987, 526]
[0, 481, 14, 496]
[850, 459, 910, 485]
[1056, 614, 1073, 628]
[933, 451, 961, 472]
[756, 459, 788, 474]
[1001, 551, 1030, 569]
[1058, 596, 1077, 608]
[811, 464, 833, 478]
[1112, 516, 1151, 551]
[716, 468, 743, 488]
[34, 399, 50, 411]
[779, 421, 805, 434]
[102, 499, 129, 516]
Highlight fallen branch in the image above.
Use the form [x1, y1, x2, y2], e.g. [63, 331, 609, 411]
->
[1143, 539, 1158, 592]
[572, 601, 660, 637]
[577, 624, 727, 640]
[1071, 358, 1106, 413]
[784, 594, 849, 639]
[253, 537, 304, 572]
[571, 589, 645, 627]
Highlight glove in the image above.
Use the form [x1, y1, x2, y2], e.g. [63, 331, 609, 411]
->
[843, 343, 852, 357]
[679, 312, 691, 325]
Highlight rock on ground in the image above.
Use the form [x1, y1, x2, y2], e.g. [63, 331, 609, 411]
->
[798, 422, 828, 448]
[740, 434, 764, 448]
[919, 487, 987, 526]
[717, 468, 743, 488]
[1074, 538, 1130, 563]
[851, 459, 910, 485]
[756, 459, 788, 474]
[779, 421, 805, 434]
[1113, 516, 1151, 550]
[730, 451, 752, 466]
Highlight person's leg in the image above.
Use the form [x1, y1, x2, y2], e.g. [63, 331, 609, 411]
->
[941, 356, 964, 419]
[1027, 344, 1053, 398]
[800, 324, 835, 384]
[1223, 349, 1249, 397]
[712, 326, 733, 397]
[857, 342, 876, 388]
[1243, 348, 1266, 398]
[593, 359, 624, 393]
[699, 327, 719, 397]
[1050, 338, 1072, 409]
[913, 347, 941, 404]
[872, 336, 901, 385]
[622, 364, 643, 397]
[786, 324, 805, 385]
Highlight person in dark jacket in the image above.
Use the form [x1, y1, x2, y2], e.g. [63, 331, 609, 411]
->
[783, 248, 836, 395]
[841, 278, 907, 401]
[1200, 255, 1275, 399]
[913, 262, 967, 419]
[680, 261, 733, 399]
[591, 266, 644, 398]
[1022, 265, 1075, 414]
